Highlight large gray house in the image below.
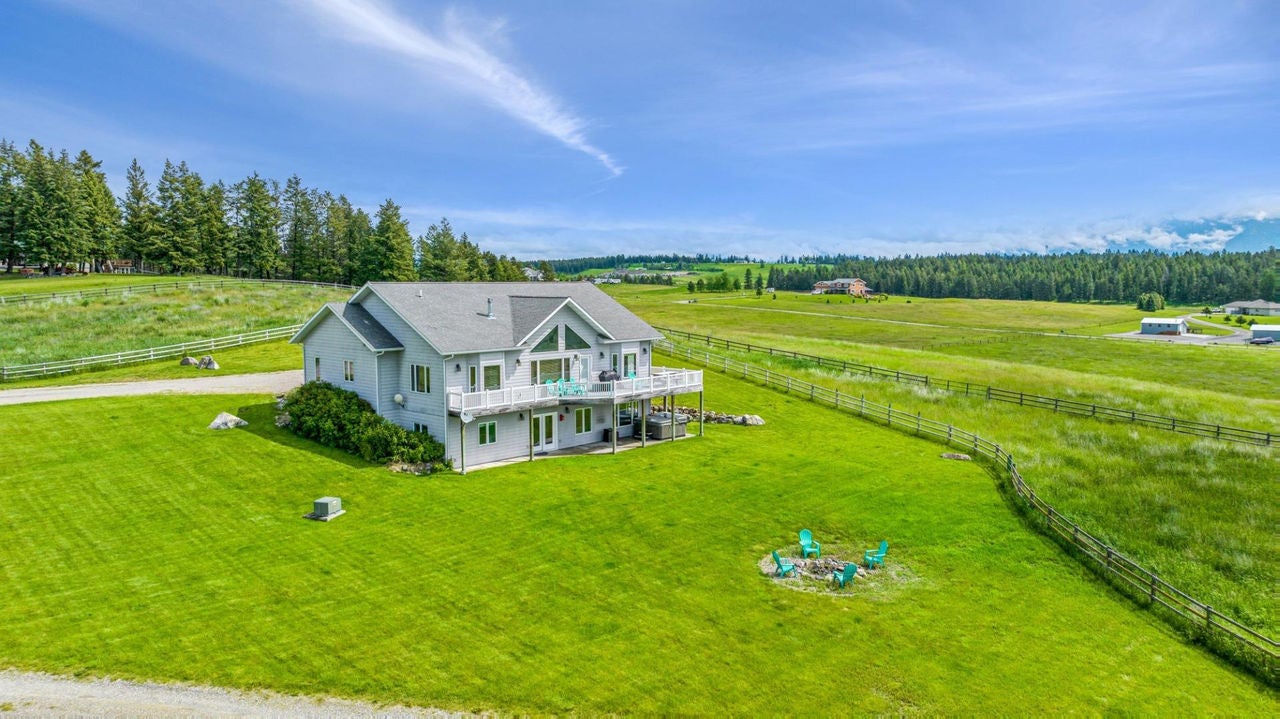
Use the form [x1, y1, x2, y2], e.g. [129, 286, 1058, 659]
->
[289, 282, 704, 471]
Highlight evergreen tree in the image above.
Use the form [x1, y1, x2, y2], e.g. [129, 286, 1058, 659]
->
[120, 159, 159, 270]
[73, 150, 121, 270]
[359, 198, 415, 283]
[0, 140, 20, 271]
[231, 173, 281, 278]
[199, 181, 233, 274]
[537, 259, 557, 282]
[154, 160, 204, 273]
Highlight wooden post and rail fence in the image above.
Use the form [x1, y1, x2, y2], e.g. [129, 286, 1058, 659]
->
[655, 338, 1278, 682]
[655, 327, 1276, 448]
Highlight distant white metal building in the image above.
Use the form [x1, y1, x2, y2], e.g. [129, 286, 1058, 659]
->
[1140, 317, 1187, 335]
[1251, 325, 1280, 340]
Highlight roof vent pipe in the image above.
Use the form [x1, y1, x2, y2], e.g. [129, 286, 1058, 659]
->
[417, 289, 423, 298]
[486, 297, 494, 319]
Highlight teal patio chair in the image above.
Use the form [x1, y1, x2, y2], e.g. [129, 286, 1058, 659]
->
[832, 563, 857, 588]
[771, 550, 796, 577]
[798, 529, 821, 558]
[864, 540, 888, 569]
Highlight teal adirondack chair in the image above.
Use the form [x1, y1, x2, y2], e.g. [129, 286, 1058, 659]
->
[864, 540, 888, 569]
[798, 529, 821, 558]
[771, 550, 796, 577]
[832, 563, 857, 588]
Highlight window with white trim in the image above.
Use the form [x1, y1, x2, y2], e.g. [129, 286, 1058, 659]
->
[413, 422, 428, 433]
[478, 421, 497, 445]
[575, 407, 592, 434]
[411, 364, 429, 393]
[483, 364, 502, 390]
[343, 360, 355, 382]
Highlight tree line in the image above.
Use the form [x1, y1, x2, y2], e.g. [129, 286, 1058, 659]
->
[0, 138, 534, 284]
[766, 250, 1279, 305]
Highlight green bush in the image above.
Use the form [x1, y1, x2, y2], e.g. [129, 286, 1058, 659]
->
[283, 381, 446, 467]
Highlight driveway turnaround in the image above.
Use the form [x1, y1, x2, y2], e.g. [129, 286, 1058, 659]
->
[0, 370, 303, 406]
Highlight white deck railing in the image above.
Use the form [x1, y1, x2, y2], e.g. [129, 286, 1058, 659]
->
[446, 367, 703, 414]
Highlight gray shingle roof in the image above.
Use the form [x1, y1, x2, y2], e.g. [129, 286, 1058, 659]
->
[328, 301, 404, 351]
[360, 282, 662, 354]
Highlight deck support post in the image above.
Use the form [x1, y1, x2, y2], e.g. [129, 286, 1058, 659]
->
[669, 392, 675, 442]
[528, 413, 534, 462]
[641, 399, 648, 448]
[459, 417, 467, 474]
[611, 400, 618, 454]
[699, 390, 705, 437]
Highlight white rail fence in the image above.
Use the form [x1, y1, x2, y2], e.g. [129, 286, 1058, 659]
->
[0, 324, 304, 382]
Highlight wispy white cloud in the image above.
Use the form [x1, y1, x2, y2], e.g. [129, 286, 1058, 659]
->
[294, 0, 620, 175]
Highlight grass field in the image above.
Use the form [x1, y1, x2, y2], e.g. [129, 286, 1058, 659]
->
[0, 341, 302, 389]
[0, 370, 1273, 713]
[0, 281, 347, 366]
[610, 283, 1279, 396]
[669, 342, 1279, 635]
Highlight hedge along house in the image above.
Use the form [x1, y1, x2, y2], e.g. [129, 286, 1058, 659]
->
[289, 282, 704, 472]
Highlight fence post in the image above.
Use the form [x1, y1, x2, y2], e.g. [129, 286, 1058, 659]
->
[1205, 605, 1214, 630]
[1149, 572, 1158, 603]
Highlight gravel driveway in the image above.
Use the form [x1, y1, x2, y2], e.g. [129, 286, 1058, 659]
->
[0, 670, 459, 717]
[0, 370, 303, 406]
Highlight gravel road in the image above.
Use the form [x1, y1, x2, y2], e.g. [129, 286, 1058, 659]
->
[0, 370, 303, 406]
[0, 670, 461, 717]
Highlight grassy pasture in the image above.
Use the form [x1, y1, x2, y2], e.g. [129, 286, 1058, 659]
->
[0, 272, 234, 295]
[667, 342, 1279, 637]
[0, 373, 1273, 712]
[0, 281, 348, 366]
[608, 284, 1279, 394]
[0, 341, 302, 389]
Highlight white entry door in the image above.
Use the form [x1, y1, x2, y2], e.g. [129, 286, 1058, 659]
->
[532, 413, 557, 452]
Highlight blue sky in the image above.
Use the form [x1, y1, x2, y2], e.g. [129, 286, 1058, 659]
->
[3, 0, 1279, 258]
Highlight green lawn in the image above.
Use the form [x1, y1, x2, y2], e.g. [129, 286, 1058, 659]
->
[0, 281, 348, 366]
[0, 272, 232, 296]
[0, 369, 1273, 712]
[667, 343, 1279, 638]
[0, 341, 301, 389]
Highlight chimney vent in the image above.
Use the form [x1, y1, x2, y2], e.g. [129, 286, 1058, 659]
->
[486, 297, 495, 319]
[417, 289, 423, 298]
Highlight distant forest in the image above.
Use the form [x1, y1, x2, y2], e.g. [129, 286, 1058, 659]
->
[767, 251, 1279, 305]
[3, 137, 1275, 304]
[0, 138, 542, 284]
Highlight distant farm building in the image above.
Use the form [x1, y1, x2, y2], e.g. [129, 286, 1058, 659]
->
[1223, 299, 1280, 317]
[1140, 318, 1187, 335]
[1251, 325, 1280, 341]
[812, 278, 872, 297]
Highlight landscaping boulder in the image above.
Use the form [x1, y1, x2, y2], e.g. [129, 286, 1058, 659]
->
[743, 414, 765, 426]
[197, 355, 219, 370]
[179, 356, 198, 366]
[941, 453, 972, 461]
[208, 412, 248, 430]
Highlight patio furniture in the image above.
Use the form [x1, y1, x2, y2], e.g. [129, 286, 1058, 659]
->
[771, 550, 796, 577]
[864, 540, 888, 569]
[798, 529, 821, 558]
[832, 563, 857, 588]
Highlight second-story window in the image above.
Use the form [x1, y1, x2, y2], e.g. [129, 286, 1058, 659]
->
[411, 364, 429, 393]
[623, 353, 637, 377]
[343, 360, 355, 382]
[483, 364, 502, 390]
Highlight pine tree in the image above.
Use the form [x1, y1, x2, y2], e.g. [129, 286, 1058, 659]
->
[199, 181, 232, 274]
[73, 150, 121, 271]
[120, 159, 159, 271]
[369, 199, 415, 282]
[231, 173, 281, 278]
[0, 140, 20, 271]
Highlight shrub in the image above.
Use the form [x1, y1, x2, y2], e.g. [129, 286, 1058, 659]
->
[282, 381, 446, 467]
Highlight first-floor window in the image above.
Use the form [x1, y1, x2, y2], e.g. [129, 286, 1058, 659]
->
[413, 422, 428, 433]
[575, 407, 592, 434]
[314, 356, 321, 380]
[478, 421, 497, 445]
[343, 360, 355, 382]
[411, 364, 429, 393]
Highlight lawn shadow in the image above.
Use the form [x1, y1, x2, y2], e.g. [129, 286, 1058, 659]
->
[235, 401, 374, 469]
